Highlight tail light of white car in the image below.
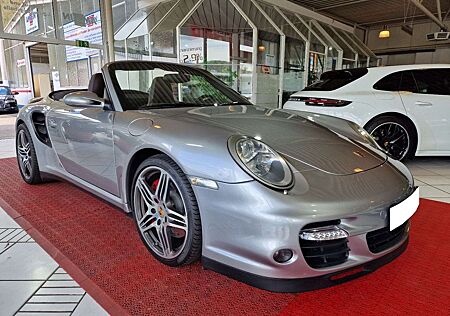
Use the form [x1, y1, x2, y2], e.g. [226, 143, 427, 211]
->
[288, 96, 352, 107]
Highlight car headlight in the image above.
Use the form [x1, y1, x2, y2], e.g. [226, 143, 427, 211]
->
[228, 135, 293, 190]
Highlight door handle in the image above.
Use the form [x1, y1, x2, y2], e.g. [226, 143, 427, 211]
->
[415, 101, 433, 106]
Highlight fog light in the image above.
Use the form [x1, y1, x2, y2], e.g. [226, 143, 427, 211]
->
[273, 249, 293, 263]
[300, 226, 348, 241]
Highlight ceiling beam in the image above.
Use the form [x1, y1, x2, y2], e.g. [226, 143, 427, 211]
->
[359, 12, 450, 26]
[436, 0, 443, 21]
[315, 0, 370, 11]
[261, 0, 354, 32]
[411, 0, 448, 31]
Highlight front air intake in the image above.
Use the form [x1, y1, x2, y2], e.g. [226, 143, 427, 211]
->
[366, 221, 409, 253]
[299, 220, 350, 268]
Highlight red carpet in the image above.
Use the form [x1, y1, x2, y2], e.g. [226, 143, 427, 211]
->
[0, 157, 449, 316]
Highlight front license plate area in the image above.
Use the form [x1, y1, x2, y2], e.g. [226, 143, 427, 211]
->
[389, 188, 419, 231]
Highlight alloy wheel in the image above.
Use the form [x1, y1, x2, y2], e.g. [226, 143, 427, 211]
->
[17, 129, 33, 179]
[133, 166, 188, 259]
[370, 122, 410, 160]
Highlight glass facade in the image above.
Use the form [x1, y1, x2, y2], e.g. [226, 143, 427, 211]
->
[0, 0, 377, 106]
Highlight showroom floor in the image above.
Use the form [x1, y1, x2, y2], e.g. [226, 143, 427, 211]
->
[0, 113, 449, 315]
[0, 114, 108, 316]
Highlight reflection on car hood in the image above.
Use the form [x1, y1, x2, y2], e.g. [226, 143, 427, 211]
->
[150, 105, 387, 176]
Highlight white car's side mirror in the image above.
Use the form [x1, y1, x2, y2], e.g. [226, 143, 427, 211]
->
[63, 91, 105, 109]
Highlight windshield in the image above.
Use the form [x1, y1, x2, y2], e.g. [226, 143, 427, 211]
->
[108, 62, 251, 111]
[0, 87, 12, 95]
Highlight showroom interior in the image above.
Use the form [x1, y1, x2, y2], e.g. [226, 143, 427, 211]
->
[0, 0, 449, 315]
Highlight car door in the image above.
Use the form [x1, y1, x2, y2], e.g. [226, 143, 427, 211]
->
[47, 102, 119, 196]
[399, 69, 450, 152]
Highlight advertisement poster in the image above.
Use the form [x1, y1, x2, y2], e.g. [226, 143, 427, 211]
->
[63, 11, 103, 62]
[1, 0, 21, 27]
[51, 71, 61, 90]
[16, 59, 26, 67]
[24, 8, 39, 34]
[180, 35, 204, 64]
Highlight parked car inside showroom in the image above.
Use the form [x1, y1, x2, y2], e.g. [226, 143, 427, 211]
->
[284, 65, 450, 161]
[0, 85, 19, 113]
[16, 61, 419, 292]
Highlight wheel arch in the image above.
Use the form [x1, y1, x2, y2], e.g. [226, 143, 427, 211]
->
[364, 112, 419, 157]
[364, 112, 418, 139]
[16, 118, 25, 129]
[124, 147, 187, 209]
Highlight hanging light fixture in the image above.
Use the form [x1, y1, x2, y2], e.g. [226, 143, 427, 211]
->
[379, 25, 390, 38]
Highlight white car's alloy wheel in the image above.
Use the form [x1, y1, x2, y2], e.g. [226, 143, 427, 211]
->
[370, 122, 410, 161]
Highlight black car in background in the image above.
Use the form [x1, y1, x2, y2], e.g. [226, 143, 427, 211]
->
[0, 86, 19, 113]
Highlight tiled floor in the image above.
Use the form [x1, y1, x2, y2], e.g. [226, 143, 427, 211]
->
[0, 113, 449, 315]
[405, 158, 450, 204]
[0, 115, 107, 316]
[0, 208, 109, 316]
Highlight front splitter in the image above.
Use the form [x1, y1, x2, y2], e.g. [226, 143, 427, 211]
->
[202, 238, 409, 293]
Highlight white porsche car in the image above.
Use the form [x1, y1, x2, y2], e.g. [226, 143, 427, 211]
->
[284, 64, 450, 160]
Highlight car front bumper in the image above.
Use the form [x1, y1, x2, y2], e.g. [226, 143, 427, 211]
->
[203, 237, 408, 292]
[193, 159, 414, 292]
[0, 101, 18, 112]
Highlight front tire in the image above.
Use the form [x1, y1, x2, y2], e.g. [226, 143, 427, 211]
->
[16, 124, 43, 184]
[131, 155, 202, 266]
[365, 116, 417, 161]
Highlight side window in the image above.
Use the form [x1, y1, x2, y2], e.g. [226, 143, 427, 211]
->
[373, 72, 402, 91]
[412, 69, 450, 95]
[373, 71, 418, 93]
[398, 71, 417, 93]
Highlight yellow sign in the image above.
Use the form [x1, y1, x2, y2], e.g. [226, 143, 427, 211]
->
[1, 0, 22, 28]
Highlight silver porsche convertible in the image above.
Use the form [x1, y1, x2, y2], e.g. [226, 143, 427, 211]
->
[16, 61, 419, 292]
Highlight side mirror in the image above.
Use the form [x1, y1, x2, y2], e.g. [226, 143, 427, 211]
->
[63, 91, 105, 109]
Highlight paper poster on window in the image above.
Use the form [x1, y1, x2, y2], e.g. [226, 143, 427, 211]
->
[63, 11, 103, 62]
[52, 71, 61, 91]
[16, 59, 26, 67]
[2, 0, 22, 27]
[25, 8, 39, 34]
[265, 54, 275, 68]
[180, 35, 204, 64]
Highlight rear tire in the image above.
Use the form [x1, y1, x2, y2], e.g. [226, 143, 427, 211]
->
[16, 124, 43, 184]
[365, 116, 417, 161]
[131, 154, 202, 267]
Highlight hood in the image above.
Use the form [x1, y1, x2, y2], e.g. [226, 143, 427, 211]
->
[0, 95, 14, 100]
[151, 105, 387, 176]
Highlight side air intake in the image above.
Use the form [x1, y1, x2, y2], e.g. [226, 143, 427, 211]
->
[31, 112, 51, 147]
